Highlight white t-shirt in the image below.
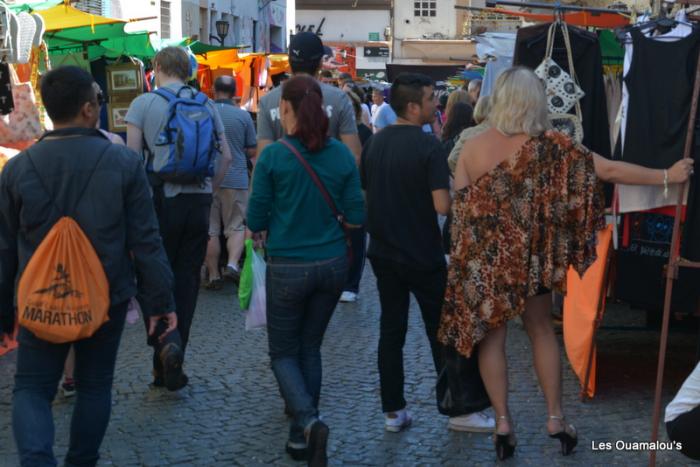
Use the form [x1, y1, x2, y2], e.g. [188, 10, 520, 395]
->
[665, 362, 700, 423]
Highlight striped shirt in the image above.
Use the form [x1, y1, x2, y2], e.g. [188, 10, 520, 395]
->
[214, 99, 256, 190]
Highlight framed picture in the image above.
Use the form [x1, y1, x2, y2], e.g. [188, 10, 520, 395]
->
[108, 104, 129, 132]
[107, 63, 142, 94]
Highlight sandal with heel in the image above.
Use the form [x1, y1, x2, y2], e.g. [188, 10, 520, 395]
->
[548, 415, 578, 456]
[494, 416, 517, 461]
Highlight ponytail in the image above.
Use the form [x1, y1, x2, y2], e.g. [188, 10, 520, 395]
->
[281, 75, 329, 152]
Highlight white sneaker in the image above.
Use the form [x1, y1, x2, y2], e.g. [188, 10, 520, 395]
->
[339, 291, 358, 303]
[385, 409, 412, 433]
[448, 411, 496, 433]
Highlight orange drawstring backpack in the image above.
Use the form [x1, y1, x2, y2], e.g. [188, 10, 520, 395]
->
[17, 147, 110, 343]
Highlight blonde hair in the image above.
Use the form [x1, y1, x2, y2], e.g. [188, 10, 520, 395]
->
[345, 90, 363, 122]
[473, 95, 491, 124]
[445, 89, 470, 118]
[488, 67, 549, 136]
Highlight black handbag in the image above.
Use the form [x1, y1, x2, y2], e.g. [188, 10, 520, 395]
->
[436, 345, 491, 417]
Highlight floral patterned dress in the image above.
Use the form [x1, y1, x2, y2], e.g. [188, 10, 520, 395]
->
[438, 131, 605, 358]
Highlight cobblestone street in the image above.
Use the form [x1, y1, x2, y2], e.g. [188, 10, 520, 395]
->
[0, 267, 698, 466]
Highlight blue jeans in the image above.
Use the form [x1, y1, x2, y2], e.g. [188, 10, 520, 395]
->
[266, 255, 348, 446]
[12, 302, 127, 467]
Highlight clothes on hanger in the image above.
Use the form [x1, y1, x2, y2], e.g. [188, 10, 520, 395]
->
[617, 12, 699, 213]
[0, 62, 14, 115]
[514, 22, 612, 159]
[603, 72, 621, 151]
[476, 33, 516, 97]
[681, 105, 700, 263]
[622, 29, 699, 169]
[615, 210, 700, 313]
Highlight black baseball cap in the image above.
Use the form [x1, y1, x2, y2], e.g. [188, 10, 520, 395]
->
[288, 32, 324, 64]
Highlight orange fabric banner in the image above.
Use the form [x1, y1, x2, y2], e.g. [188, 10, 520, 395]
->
[563, 225, 614, 398]
[492, 8, 630, 29]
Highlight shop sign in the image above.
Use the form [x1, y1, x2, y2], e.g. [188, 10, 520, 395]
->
[364, 46, 390, 58]
[296, 18, 325, 36]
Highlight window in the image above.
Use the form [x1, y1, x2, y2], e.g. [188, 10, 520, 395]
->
[414, 1, 436, 17]
[73, 0, 104, 16]
[160, 0, 171, 39]
[233, 16, 241, 45]
[199, 7, 208, 44]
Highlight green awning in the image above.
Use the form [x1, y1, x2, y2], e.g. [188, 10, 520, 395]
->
[89, 32, 156, 59]
[47, 31, 156, 60]
[45, 23, 128, 50]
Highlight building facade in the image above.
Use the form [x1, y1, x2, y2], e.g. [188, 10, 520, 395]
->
[391, 0, 477, 67]
[296, 0, 390, 79]
[92, 0, 288, 53]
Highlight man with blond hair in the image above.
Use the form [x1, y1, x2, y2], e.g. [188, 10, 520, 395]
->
[126, 46, 232, 391]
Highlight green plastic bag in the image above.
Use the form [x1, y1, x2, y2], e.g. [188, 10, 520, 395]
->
[238, 239, 254, 310]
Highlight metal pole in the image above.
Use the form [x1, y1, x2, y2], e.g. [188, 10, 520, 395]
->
[482, 0, 629, 15]
[648, 47, 700, 467]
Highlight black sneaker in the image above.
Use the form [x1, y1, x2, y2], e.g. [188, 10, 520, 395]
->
[285, 443, 308, 461]
[306, 420, 329, 467]
[223, 265, 241, 283]
[160, 343, 186, 391]
[61, 380, 76, 398]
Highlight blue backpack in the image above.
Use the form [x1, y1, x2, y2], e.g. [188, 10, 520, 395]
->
[146, 86, 219, 184]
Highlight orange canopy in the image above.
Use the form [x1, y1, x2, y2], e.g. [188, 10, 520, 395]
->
[492, 8, 630, 29]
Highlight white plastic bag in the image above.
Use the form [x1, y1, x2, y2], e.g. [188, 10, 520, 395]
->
[245, 249, 267, 331]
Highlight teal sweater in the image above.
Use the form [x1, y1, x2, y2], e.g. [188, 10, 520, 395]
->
[247, 137, 365, 260]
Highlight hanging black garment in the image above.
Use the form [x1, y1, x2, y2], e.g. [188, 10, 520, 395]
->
[682, 103, 700, 262]
[622, 29, 700, 169]
[615, 212, 700, 312]
[0, 63, 14, 115]
[514, 23, 611, 158]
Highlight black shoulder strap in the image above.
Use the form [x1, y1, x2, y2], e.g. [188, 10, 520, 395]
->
[278, 138, 344, 225]
[26, 142, 112, 218]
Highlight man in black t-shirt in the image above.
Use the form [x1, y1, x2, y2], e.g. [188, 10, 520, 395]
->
[362, 73, 450, 432]
[361, 73, 494, 434]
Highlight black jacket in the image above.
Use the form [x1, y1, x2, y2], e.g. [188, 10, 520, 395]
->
[0, 128, 174, 334]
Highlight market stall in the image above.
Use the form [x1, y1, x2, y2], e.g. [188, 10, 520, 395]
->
[193, 45, 289, 113]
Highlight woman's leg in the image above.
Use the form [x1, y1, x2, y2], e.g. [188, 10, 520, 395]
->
[266, 262, 315, 448]
[478, 325, 510, 432]
[520, 293, 566, 432]
[299, 258, 346, 409]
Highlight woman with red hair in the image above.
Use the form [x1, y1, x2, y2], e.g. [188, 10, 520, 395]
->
[247, 75, 365, 466]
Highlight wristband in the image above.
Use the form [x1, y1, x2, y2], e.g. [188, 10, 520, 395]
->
[663, 169, 669, 198]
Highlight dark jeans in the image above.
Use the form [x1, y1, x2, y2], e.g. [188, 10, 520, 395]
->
[370, 257, 447, 413]
[667, 405, 700, 460]
[344, 227, 367, 294]
[141, 191, 211, 373]
[266, 255, 348, 446]
[12, 302, 127, 467]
